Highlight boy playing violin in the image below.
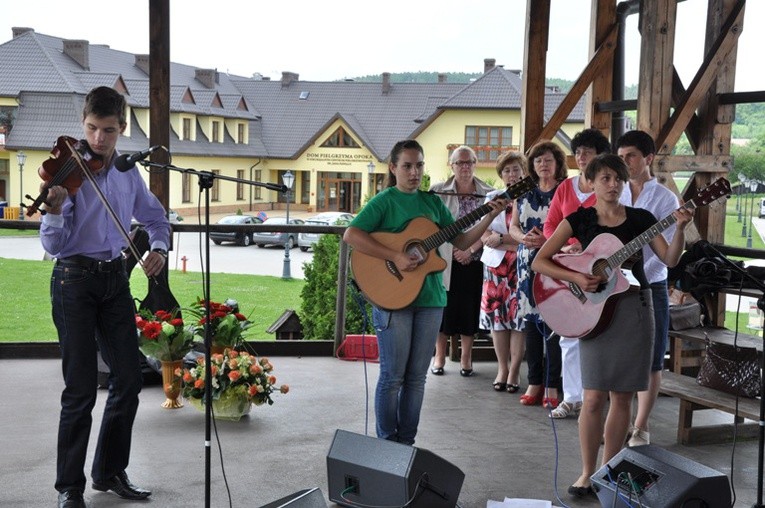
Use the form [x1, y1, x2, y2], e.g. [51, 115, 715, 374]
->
[40, 86, 169, 508]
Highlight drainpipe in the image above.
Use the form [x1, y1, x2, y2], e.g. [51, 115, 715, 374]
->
[613, 0, 641, 145]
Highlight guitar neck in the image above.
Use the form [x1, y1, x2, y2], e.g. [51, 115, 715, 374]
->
[607, 200, 697, 267]
[420, 177, 533, 253]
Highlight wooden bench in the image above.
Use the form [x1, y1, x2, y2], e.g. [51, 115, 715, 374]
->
[660, 326, 762, 445]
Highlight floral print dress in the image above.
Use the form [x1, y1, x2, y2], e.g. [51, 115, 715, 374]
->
[479, 202, 521, 330]
[515, 185, 557, 325]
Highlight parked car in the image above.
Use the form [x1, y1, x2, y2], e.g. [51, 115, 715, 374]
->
[253, 217, 306, 249]
[297, 212, 354, 252]
[210, 214, 265, 246]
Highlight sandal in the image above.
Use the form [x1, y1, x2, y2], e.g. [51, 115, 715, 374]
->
[519, 394, 543, 406]
[506, 384, 520, 393]
[492, 382, 507, 392]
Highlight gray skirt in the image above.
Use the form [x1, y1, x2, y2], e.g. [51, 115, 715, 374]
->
[580, 289, 654, 392]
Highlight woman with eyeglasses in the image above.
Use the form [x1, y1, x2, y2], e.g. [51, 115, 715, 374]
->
[509, 140, 568, 409]
[429, 146, 495, 377]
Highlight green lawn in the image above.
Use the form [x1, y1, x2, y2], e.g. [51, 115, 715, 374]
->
[0, 257, 304, 343]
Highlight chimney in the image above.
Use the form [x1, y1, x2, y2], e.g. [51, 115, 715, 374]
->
[382, 72, 391, 95]
[437, 73, 447, 83]
[195, 69, 219, 89]
[63, 40, 89, 70]
[483, 58, 496, 73]
[281, 71, 299, 88]
[134, 55, 150, 75]
[12, 27, 34, 38]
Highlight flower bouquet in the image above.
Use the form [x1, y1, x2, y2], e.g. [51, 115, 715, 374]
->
[182, 348, 289, 420]
[135, 309, 197, 362]
[135, 309, 197, 408]
[187, 298, 254, 351]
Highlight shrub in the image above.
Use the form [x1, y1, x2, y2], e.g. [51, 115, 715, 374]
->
[300, 233, 373, 340]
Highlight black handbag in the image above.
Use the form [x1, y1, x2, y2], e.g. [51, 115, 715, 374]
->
[696, 337, 762, 398]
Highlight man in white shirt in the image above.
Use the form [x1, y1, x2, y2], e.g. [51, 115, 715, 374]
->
[617, 130, 680, 446]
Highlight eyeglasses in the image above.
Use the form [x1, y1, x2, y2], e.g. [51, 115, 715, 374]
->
[453, 160, 475, 167]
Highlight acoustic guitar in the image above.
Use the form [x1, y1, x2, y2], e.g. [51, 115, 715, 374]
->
[532, 177, 731, 339]
[351, 177, 536, 310]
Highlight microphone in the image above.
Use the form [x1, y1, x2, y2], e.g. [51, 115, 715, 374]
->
[114, 146, 161, 172]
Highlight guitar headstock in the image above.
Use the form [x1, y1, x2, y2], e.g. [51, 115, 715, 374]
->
[691, 177, 731, 207]
[501, 176, 536, 201]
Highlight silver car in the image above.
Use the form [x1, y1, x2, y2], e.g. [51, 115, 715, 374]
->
[252, 217, 305, 249]
[297, 212, 354, 252]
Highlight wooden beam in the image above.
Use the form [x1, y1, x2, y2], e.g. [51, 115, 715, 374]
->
[521, 0, 550, 151]
[654, 0, 745, 154]
[671, 68, 701, 152]
[536, 24, 617, 143]
[586, 0, 616, 132]
[149, 0, 171, 210]
[636, 0, 677, 138]
[654, 154, 732, 174]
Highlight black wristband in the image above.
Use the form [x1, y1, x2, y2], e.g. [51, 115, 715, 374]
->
[152, 248, 168, 257]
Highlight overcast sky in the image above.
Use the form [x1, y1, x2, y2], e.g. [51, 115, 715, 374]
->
[0, 0, 761, 91]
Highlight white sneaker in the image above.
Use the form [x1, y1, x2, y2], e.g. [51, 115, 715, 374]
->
[549, 400, 582, 419]
[628, 426, 650, 446]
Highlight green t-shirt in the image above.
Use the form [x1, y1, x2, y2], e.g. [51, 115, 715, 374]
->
[349, 187, 455, 307]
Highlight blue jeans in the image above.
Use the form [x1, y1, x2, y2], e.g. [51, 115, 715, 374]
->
[650, 280, 669, 372]
[51, 262, 143, 492]
[373, 305, 442, 445]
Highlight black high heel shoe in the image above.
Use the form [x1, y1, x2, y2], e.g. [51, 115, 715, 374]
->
[460, 368, 473, 377]
[492, 382, 507, 391]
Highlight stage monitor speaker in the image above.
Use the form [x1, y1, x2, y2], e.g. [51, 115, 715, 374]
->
[591, 444, 731, 508]
[326, 429, 464, 508]
[258, 487, 327, 508]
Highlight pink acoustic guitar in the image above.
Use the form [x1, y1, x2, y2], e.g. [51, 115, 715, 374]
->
[533, 177, 730, 339]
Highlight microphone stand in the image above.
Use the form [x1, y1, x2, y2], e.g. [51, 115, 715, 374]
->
[699, 242, 765, 508]
[139, 160, 286, 508]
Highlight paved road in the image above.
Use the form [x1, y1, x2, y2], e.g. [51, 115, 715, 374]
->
[0, 232, 315, 279]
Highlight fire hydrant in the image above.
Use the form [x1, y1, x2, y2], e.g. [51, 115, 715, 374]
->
[181, 256, 188, 274]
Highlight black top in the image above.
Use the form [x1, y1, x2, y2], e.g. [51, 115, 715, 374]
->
[566, 206, 658, 288]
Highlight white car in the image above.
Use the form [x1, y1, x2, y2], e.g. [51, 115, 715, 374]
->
[297, 212, 354, 252]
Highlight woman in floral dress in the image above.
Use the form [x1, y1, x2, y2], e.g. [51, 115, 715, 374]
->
[480, 151, 527, 393]
[509, 141, 568, 408]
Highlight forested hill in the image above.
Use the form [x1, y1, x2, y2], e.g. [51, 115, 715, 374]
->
[348, 72, 763, 140]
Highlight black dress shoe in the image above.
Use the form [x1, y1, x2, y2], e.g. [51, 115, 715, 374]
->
[92, 471, 151, 500]
[58, 490, 86, 508]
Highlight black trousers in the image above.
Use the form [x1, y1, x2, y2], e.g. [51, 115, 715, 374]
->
[524, 322, 562, 390]
[51, 261, 142, 492]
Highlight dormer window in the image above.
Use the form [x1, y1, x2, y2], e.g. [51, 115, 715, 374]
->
[321, 126, 359, 148]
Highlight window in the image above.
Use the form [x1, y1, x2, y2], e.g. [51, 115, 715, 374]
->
[254, 170, 262, 200]
[236, 170, 244, 200]
[182, 118, 191, 140]
[237, 123, 245, 144]
[211, 170, 220, 201]
[320, 126, 360, 148]
[182, 172, 191, 203]
[464, 126, 513, 162]
[300, 171, 310, 204]
[212, 121, 220, 143]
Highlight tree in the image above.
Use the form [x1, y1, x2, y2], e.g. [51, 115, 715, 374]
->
[300, 233, 373, 340]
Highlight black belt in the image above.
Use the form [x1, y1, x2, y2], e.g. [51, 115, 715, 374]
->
[57, 255, 125, 273]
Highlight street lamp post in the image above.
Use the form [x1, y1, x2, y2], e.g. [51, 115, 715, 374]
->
[17, 151, 26, 220]
[747, 180, 758, 248]
[281, 170, 295, 280]
[737, 173, 745, 223]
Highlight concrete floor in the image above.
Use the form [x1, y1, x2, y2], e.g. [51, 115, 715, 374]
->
[1, 355, 760, 508]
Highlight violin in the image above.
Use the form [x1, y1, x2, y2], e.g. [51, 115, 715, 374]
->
[24, 135, 105, 217]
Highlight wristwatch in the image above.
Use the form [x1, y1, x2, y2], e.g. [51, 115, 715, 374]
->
[152, 248, 168, 258]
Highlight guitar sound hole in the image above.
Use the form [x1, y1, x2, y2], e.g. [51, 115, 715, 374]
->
[405, 243, 427, 265]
